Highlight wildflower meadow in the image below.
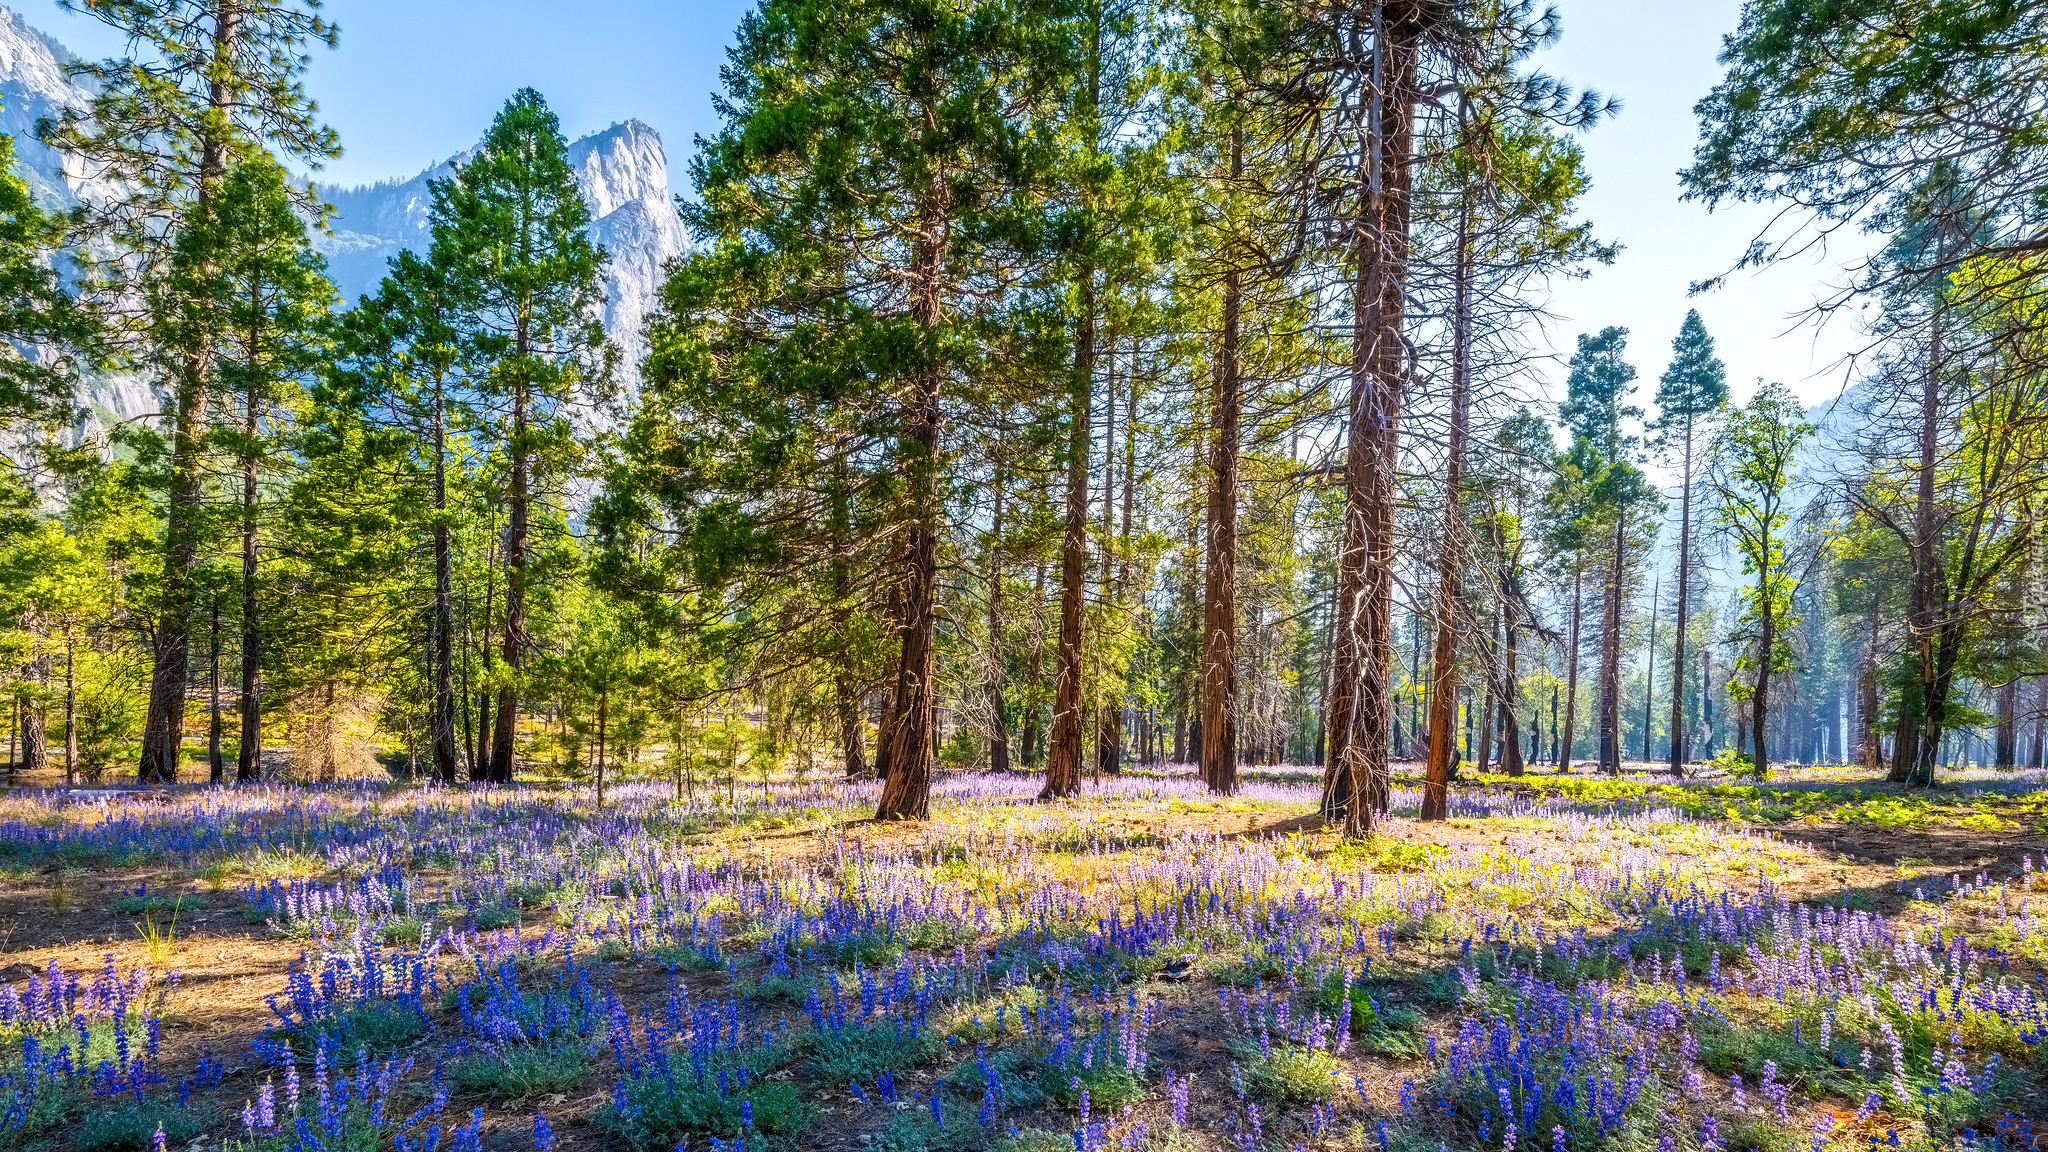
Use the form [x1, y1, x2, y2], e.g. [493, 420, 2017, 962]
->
[0, 766, 2043, 1152]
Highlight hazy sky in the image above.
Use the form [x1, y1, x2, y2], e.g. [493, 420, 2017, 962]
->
[37, 0, 1876, 411]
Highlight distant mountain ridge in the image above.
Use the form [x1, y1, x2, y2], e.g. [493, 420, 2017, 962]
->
[0, 4, 690, 424]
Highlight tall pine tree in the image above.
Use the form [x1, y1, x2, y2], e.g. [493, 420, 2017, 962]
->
[45, 0, 339, 783]
[1649, 309, 1726, 776]
[435, 89, 611, 785]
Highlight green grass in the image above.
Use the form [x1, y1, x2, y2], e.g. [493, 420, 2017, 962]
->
[806, 1021, 945, 1081]
[448, 1046, 592, 1100]
[1238, 1042, 1342, 1103]
[111, 893, 203, 916]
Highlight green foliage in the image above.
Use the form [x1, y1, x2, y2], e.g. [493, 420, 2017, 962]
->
[593, 1048, 806, 1148]
[71, 1101, 214, 1152]
[448, 1046, 592, 1100]
[1239, 1042, 1342, 1103]
[806, 1021, 945, 1081]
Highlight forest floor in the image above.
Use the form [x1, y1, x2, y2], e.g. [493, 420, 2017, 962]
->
[0, 763, 2043, 1152]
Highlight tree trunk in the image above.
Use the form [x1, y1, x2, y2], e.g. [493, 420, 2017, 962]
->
[987, 470, 1010, 773]
[208, 599, 224, 783]
[1201, 147, 1243, 796]
[1667, 430, 1696, 776]
[140, 9, 243, 785]
[1325, 0, 1425, 834]
[1499, 613, 1524, 777]
[1894, 317, 1944, 786]
[431, 374, 459, 784]
[1751, 613, 1774, 780]
[1042, 274, 1094, 801]
[1019, 561, 1047, 769]
[1420, 177, 1474, 819]
[874, 208, 951, 820]
[490, 372, 530, 785]
[2031, 676, 2047, 770]
[1641, 575, 1658, 761]
[21, 611, 46, 776]
[56, 624, 76, 786]
[1995, 678, 2018, 769]
[595, 690, 608, 810]
[1597, 514, 1625, 775]
[1560, 564, 1584, 771]
[1095, 333, 1121, 777]
[237, 371, 263, 783]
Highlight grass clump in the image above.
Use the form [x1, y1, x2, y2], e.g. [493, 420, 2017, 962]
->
[1239, 1042, 1341, 1103]
[473, 906, 521, 931]
[276, 1001, 429, 1059]
[112, 893, 202, 916]
[870, 1104, 993, 1152]
[72, 1102, 213, 1152]
[448, 1046, 592, 1100]
[808, 1020, 945, 1081]
[593, 1055, 806, 1149]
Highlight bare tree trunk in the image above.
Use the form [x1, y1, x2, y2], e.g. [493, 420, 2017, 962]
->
[2031, 676, 2047, 770]
[237, 369, 263, 784]
[1499, 613, 1525, 777]
[1561, 564, 1583, 773]
[1641, 574, 1658, 762]
[474, 509, 496, 781]
[987, 470, 1010, 773]
[1667, 433, 1697, 776]
[490, 370, 530, 785]
[1326, 0, 1425, 834]
[1597, 515, 1625, 775]
[1043, 276, 1094, 801]
[62, 625, 76, 787]
[208, 599, 223, 783]
[21, 610, 46, 776]
[1894, 319, 1944, 785]
[1201, 143, 1243, 795]
[1020, 562, 1047, 769]
[875, 206, 952, 820]
[1420, 176, 1473, 820]
[595, 691, 608, 809]
[1095, 332, 1122, 777]
[431, 373, 459, 784]
[1751, 617, 1774, 780]
[1995, 678, 2018, 769]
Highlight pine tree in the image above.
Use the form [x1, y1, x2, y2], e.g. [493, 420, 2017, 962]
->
[434, 89, 612, 785]
[44, 0, 339, 783]
[164, 157, 334, 782]
[324, 247, 468, 783]
[1554, 328, 1658, 776]
[1650, 310, 1727, 776]
[0, 111, 97, 459]
[627, 0, 1069, 821]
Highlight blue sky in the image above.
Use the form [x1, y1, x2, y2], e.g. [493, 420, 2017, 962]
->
[37, 0, 1873, 411]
